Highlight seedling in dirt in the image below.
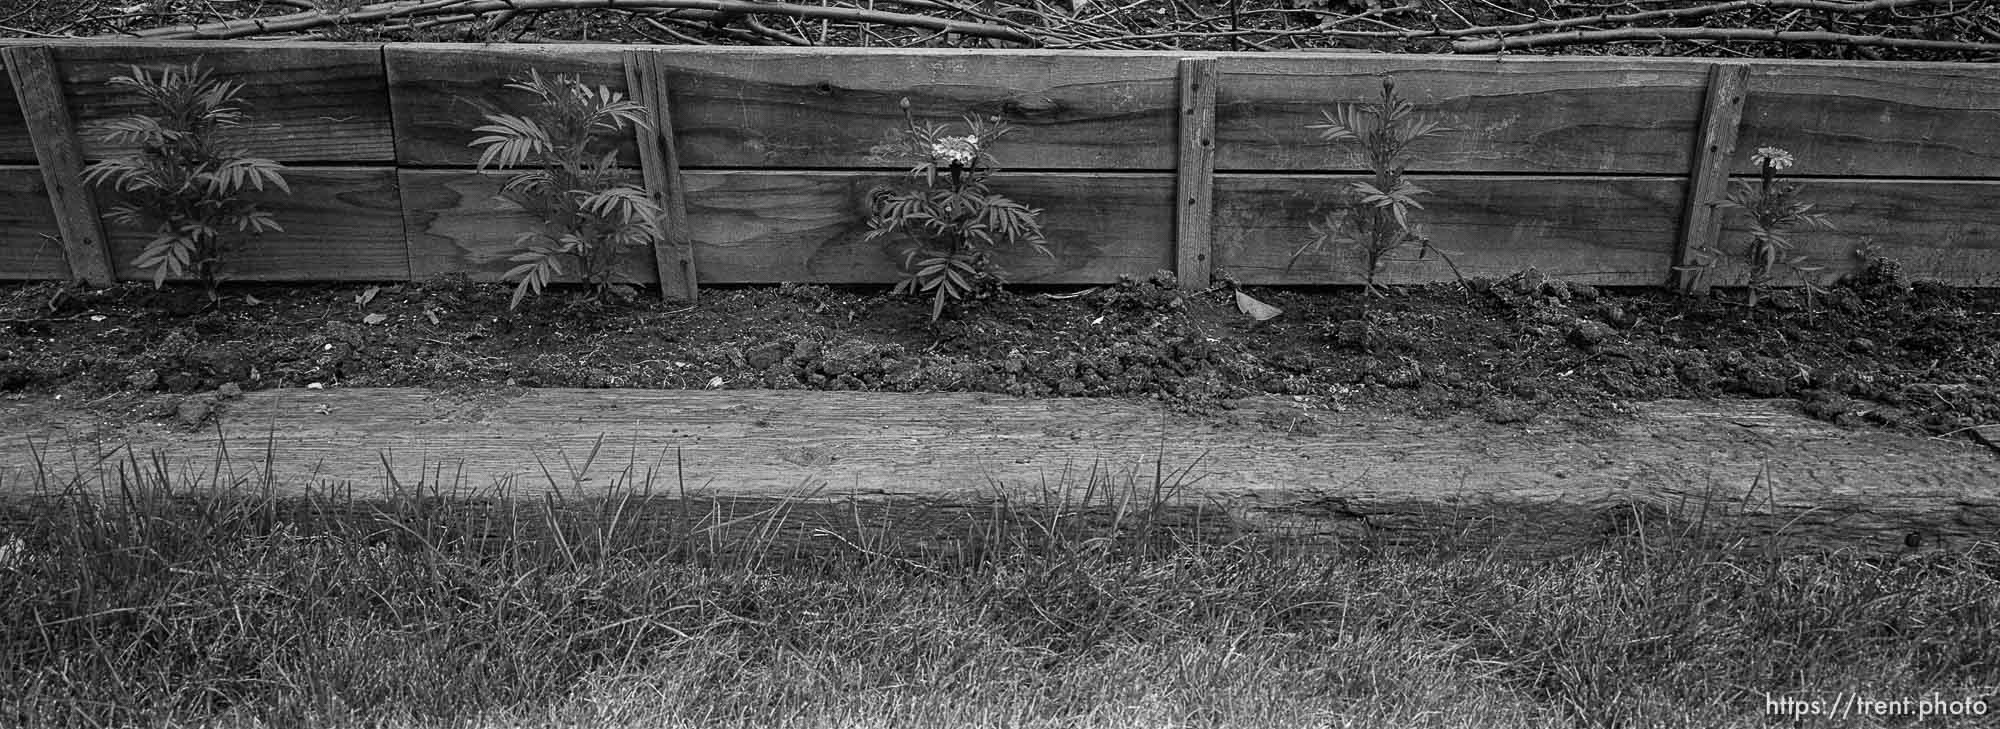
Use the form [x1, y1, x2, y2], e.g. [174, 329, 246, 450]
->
[864, 97, 1052, 322]
[470, 69, 661, 310]
[82, 62, 290, 302]
[1680, 146, 1835, 307]
[1289, 77, 1460, 297]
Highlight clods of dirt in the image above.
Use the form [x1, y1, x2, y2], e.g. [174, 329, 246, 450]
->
[3, 266, 1997, 449]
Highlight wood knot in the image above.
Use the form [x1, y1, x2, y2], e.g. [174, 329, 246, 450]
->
[1002, 94, 1060, 117]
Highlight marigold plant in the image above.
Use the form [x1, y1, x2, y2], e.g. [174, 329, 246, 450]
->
[470, 69, 660, 310]
[1682, 145, 1835, 306]
[82, 63, 290, 301]
[864, 98, 1051, 322]
[1290, 77, 1457, 296]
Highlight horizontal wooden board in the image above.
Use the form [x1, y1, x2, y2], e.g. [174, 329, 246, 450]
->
[46, 42, 393, 163]
[386, 45, 634, 168]
[0, 52, 28, 164]
[0, 166, 64, 279]
[5, 389, 1997, 554]
[649, 47, 1179, 170]
[1703, 179, 2000, 288]
[400, 169, 662, 283]
[389, 44, 1182, 170]
[101, 167, 407, 282]
[1214, 56, 1713, 174]
[403, 169, 1175, 285]
[1743, 62, 2000, 179]
[1215, 175, 1685, 286]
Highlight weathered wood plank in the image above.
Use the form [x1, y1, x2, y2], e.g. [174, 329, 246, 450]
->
[52, 42, 392, 163]
[1175, 58, 1217, 290]
[4, 46, 112, 285]
[101, 167, 407, 282]
[1213, 55, 1714, 174]
[0, 51, 28, 165]
[392, 44, 1180, 169]
[403, 170, 2000, 288]
[1742, 61, 2000, 179]
[401, 169, 663, 283]
[1675, 64, 1749, 293]
[0, 166, 65, 279]
[4, 389, 1995, 555]
[404, 169, 1174, 284]
[1705, 179, 2000, 289]
[625, 50, 698, 303]
[386, 44, 636, 167]
[1215, 175, 1684, 286]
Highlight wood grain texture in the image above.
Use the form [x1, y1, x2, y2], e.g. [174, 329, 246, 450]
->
[651, 47, 1179, 170]
[51, 42, 392, 163]
[1706, 179, 2000, 288]
[681, 171, 1174, 284]
[1214, 175, 1683, 286]
[102, 167, 407, 281]
[405, 169, 1173, 284]
[1742, 61, 2000, 179]
[3, 388, 1994, 555]
[391, 44, 1179, 169]
[0, 166, 65, 279]
[387, 44, 635, 167]
[1175, 58, 1217, 290]
[401, 169, 663, 283]
[625, 50, 698, 302]
[0, 51, 28, 165]
[5, 46, 112, 285]
[1676, 64, 1749, 293]
[1213, 55, 1714, 174]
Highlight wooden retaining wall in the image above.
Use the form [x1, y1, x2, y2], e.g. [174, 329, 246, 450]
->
[2, 41, 1998, 290]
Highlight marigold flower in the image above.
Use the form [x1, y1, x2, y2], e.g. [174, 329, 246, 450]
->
[1751, 146, 1795, 171]
[932, 136, 979, 166]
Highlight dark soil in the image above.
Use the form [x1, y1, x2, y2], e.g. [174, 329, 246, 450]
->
[3, 264, 1998, 450]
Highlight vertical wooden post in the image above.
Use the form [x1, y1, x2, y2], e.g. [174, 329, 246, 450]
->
[1674, 63, 1749, 293]
[1174, 57, 1217, 291]
[4, 45, 114, 286]
[623, 49, 698, 303]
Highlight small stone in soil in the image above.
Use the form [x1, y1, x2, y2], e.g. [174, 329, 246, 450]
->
[1566, 320, 1614, 348]
[174, 395, 217, 430]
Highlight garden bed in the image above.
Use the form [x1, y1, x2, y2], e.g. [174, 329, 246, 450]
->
[2, 267, 1997, 446]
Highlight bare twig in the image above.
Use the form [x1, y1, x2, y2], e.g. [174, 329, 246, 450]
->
[1453, 0, 1960, 40]
[117, 0, 1039, 45]
[743, 13, 810, 44]
[1454, 24, 2000, 52]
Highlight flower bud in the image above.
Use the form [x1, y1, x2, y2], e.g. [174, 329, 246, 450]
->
[899, 97, 911, 111]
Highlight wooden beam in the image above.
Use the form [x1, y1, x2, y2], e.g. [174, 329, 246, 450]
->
[1175, 58, 1217, 290]
[5, 388, 1996, 556]
[4, 45, 113, 286]
[1674, 63, 1749, 293]
[625, 49, 698, 303]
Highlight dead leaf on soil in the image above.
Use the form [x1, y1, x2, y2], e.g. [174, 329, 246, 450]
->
[363, 313, 388, 325]
[1236, 291, 1282, 321]
[354, 285, 380, 307]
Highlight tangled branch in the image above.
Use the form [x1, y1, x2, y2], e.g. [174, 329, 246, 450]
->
[53, 0, 2000, 61]
[122, 0, 1038, 45]
[1454, 24, 2000, 53]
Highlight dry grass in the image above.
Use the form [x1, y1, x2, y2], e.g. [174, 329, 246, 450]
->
[0, 441, 1996, 728]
